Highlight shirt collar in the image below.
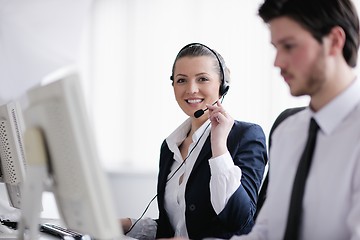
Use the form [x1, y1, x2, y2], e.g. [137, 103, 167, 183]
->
[166, 118, 211, 153]
[312, 77, 360, 135]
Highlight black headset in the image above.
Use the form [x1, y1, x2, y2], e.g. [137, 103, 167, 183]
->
[170, 43, 230, 97]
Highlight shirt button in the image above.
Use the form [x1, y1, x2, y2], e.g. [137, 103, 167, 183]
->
[189, 204, 196, 211]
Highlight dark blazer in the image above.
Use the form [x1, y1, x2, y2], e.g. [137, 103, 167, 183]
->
[156, 120, 268, 240]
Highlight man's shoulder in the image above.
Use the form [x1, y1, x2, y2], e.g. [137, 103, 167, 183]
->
[269, 107, 307, 147]
[270, 107, 306, 134]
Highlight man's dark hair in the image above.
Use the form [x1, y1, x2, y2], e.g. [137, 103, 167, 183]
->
[258, 0, 360, 67]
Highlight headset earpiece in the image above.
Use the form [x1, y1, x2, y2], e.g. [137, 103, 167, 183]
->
[220, 85, 230, 97]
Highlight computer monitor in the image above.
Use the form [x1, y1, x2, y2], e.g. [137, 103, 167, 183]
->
[20, 72, 122, 239]
[0, 101, 27, 210]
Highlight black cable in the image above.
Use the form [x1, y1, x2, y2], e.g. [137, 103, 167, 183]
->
[126, 95, 225, 235]
[124, 194, 157, 234]
[125, 122, 211, 235]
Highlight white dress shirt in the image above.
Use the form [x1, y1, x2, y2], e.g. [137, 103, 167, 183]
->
[232, 79, 360, 240]
[164, 118, 242, 238]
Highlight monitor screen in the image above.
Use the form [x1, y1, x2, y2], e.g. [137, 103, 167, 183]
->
[0, 101, 27, 210]
[22, 72, 122, 239]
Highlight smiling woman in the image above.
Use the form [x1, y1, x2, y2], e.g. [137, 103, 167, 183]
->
[119, 43, 268, 240]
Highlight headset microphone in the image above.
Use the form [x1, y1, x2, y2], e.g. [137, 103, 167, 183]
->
[194, 102, 216, 118]
[193, 86, 229, 118]
[194, 109, 206, 119]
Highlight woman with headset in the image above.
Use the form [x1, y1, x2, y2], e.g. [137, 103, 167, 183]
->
[121, 43, 267, 240]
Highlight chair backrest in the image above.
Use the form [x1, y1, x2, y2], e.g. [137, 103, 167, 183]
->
[254, 106, 306, 221]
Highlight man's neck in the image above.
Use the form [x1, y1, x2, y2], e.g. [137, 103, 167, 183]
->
[310, 66, 356, 112]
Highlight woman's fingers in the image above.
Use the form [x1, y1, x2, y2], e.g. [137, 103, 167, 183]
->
[207, 101, 231, 122]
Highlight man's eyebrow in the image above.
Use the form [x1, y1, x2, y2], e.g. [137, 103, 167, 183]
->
[272, 36, 294, 46]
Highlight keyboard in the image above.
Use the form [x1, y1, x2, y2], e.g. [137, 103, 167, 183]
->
[0, 219, 17, 230]
[39, 223, 89, 240]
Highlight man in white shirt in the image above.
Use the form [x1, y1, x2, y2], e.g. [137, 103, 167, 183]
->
[232, 0, 360, 239]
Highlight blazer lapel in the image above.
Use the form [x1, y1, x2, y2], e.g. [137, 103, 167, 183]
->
[191, 135, 212, 172]
[158, 147, 175, 198]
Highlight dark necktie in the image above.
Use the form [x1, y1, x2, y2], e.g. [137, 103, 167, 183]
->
[283, 118, 320, 240]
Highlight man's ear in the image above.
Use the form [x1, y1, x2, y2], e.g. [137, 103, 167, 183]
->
[328, 26, 346, 56]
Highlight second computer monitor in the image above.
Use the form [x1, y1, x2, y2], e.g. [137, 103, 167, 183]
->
[0, 101, 27, 210]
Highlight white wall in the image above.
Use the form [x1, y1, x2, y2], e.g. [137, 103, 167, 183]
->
[108, 172, 158, 218]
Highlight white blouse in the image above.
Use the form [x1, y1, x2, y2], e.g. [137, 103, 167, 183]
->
[164, 119, 242, 238]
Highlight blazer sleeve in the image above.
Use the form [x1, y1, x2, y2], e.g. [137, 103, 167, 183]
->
[218, 121, 268, 236]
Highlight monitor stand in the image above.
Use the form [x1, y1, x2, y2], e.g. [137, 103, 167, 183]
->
[17, 128, 49, 240]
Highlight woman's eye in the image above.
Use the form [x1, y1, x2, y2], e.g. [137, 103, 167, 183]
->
[176, 78, 186, 84]
[198, 77, 209, 82]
